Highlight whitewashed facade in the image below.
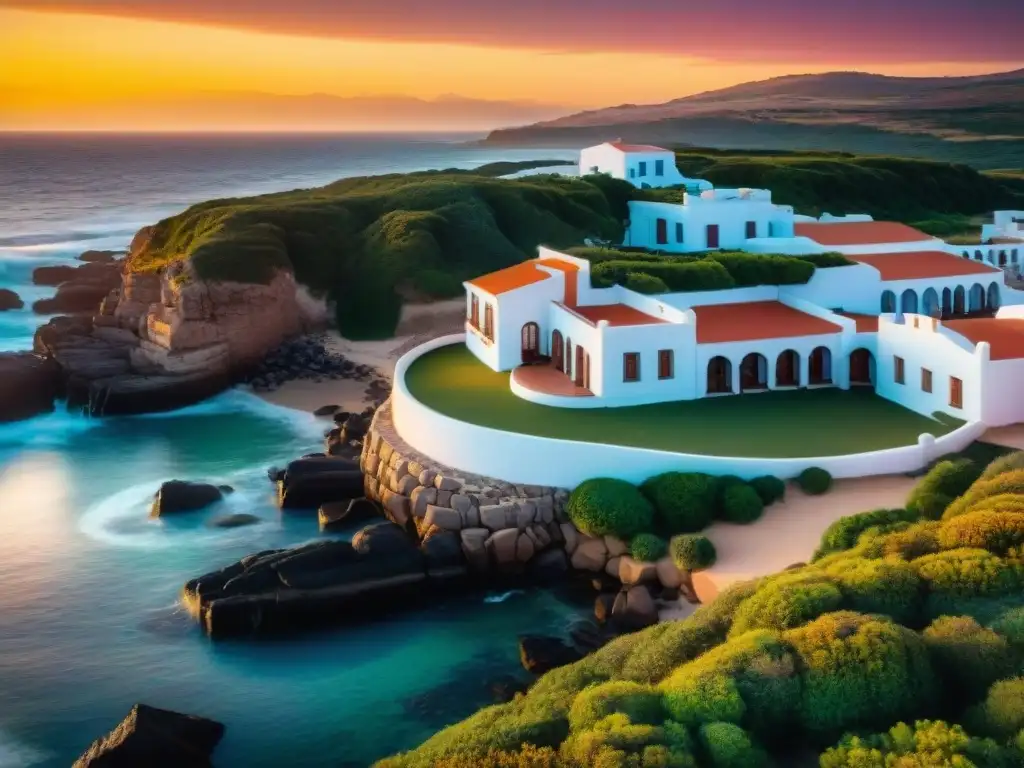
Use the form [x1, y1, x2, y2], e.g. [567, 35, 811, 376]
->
[579, 141, 711, 191]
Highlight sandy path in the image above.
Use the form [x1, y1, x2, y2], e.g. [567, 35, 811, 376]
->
[981, 425, 1024, 451]
[690, 475, 916, 603]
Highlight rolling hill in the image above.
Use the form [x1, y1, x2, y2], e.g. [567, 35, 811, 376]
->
[485, 69, 1024, 169]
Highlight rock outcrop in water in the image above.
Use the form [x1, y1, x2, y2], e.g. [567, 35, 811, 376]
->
[72, 704, 225, 768]
[0, 352, 62, 422]
[0, 288, 23, 311]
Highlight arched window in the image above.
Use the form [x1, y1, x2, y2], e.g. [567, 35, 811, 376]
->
[775, 350, 799, 388]
[849, 348, 874, 386]
[900, 289, 918, 314]
[740, 353, 768, 392]
[922, 288, 939, 317]
[941, 287, 952, 316]
[970, 283, 986, 313]
[880, 290, 896, 313]
[988, 283, 1001, 311]
[521, 322, 539, 364]
[551, 331, 564, 372]
[1000, 250, 1008, 267]
[707, 357, 732, 395]
[975, 250, 984, 261]
[809, 347, 832, 385]
[953, 286, 966, 315]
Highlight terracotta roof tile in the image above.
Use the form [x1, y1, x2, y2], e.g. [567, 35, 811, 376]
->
[851, 251, 1000, 281]
[566, 303, 667, 327]
[692, 301, 842, 343]
[944, 318, 1024, 360]
[607, 141, 671, 154]
[836, 312, 880, 333]
[794, 221, 934, 246]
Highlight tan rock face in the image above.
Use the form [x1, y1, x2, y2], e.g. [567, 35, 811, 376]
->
[571, 537, 608, 572]
[618, 556, 658, 586]
[656, 557, 683, 589]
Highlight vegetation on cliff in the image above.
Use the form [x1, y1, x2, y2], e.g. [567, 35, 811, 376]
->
[128, 162, 633, 338]
[378, 450, 1024, 767]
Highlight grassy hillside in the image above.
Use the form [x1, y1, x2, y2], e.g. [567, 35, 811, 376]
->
[378, 448, 1024, 768]
[128, 161, 632, 338]
[650, 149, 1024, 240]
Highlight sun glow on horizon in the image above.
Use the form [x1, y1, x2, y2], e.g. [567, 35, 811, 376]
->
[0, 8, 1017, 132]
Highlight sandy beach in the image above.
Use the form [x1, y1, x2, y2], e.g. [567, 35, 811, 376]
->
[253, 298, 465, 415]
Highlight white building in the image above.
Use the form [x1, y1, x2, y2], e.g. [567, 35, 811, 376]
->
[579, 141, 711, 191]
[463, 216, 1024, 426]
[981, 211, 1024, 244]
[625, 188, 796, 252]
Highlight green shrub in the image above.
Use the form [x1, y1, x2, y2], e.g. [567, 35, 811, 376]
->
[568, 681, 665, 733]
[591, 259, 735, 292]
[719, 484, 765, 524]
[922, 616, 1020, 699]
[914, 548, 1024, 599]
[979, 451, 1024, 482]
[729, 571, 844, 636]
[797, 467, 832, 495]
[938, 510, 1024, 554]
[670, 534, 717, 571]
[622, 272, 669, 294]
[704, 251, 814, 287]
[748, 476, 785, 506]
[823, 557, 923, 624]
[969, 678, 1024, 740]
[567, 478, 655, 539]
[696, 722, 771, 768]
[819, 720, 1014, 768]
[560, 714, 696, 767]
[640, 472, 719, 534]
[629, 533, 668, 563]
[814, 508, 920, 560]
[943, 470, 1024, 519]
[880, 520, 941, 560]
[783, 611, 938, 738]
[906, 458, 980, 519]
[990, 607, 1024, 650]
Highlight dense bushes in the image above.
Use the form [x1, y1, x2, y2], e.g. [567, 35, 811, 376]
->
[943, 469, 1024, 519]
[820, 720, 1018, 767]
[748, 476, 785, 505]
[590, 258, 734, 292]
[797, 467, 832, 495]
[697, 722, 770, 767]
[938, 510, 1024, 554]
[719, 484, 765, 524]
[969, 678, 1024, 740]
[640, 472, 719, 534]
[729, 571, 844, 636]
[567, 478, 655, 539]
[622, 272, 669, 294]
[814, 507, 920, 560]
[703, 251, 814, 287]
[979, 451, 1024, 482]
[670, 535, 717, 571]
[630, 533, 668, 563]
[923, 616, 1020, 698]
[906, 458, 981, 519]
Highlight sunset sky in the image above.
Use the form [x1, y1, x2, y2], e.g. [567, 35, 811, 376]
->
[0, 0, 1021, 131]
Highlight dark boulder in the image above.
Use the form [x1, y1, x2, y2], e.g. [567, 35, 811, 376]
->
[0, 352, 61, 422]
[33, 261, 120, 287]
[594, 593, 615, 625]
[79, 249, 121, 264]
[518, 635, 583, 675]
[33, 314, 94, 354]
[279, 469, 364, 509]
[284, 455, 359, 477]
[151, 481, 224, 517]
[332, 410, 352, 425]
[421, 529, 466, 575]
[569, 618, 608, 653]
[611, 585, 658, 632]
[318, 497, 381, 531]
[207, 513, 260, 529]
[313, 404, 341, 417]
[84, 371, 230, 417]
[72, 703, 224, 768]
[529, 549, 568, 583]
[0, 288, 23, 311]
[488, 675, 528, 703]
[34, 282, 112, 315]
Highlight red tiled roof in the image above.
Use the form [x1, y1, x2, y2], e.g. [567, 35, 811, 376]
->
[465, 262, 550, 296]
[567, 303, 667, 327]
[692, 301, 842, 343]
[794, 221, 934, 246]
[850, 251, 1000, 281]
[607, 141, 671, 154]
[836, 312, 880, 333]
[537, 258, 580, 306]
[943, 318, 1024, 360]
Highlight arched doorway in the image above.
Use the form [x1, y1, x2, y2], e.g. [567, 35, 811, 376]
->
[941, 287, 952, 316]
[988, 282, 1001, 310]
[881, 290, 896, 313]
[574, 345, 586, 387]
[707, 357, 732, 395]
[551, 331, 564, 371]
[521, 322, 540, 364]
[740, 353, 768, 392]
[1000, 251, 1008, 267]
[970, 283, 986, 313]
[975, 250, 984, 261]
[809, 347, 832, 385]
[776, 350, 799, 387]
[953, 286, 966, 315]
[922, 288, 939, 317]
[565, 338, 573, 380]
[849, 348, 875, 386]
[901, 289, 918, 314]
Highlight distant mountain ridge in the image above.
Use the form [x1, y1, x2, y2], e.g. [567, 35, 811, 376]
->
[485, 69, 1024, 169]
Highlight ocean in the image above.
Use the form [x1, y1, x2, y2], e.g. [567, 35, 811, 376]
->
[0, 133, 583, 767]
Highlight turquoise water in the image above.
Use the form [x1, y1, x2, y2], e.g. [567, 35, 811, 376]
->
[0, 134, 584, 767]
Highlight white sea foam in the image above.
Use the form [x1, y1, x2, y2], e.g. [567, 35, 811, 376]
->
[0, 731, 49, 768]
[484, 590, 524, 604]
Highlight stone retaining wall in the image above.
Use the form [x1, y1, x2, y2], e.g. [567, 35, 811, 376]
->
[360, 399, 697, 617]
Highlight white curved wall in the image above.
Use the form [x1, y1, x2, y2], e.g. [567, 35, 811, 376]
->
[393, 336, 987, 488]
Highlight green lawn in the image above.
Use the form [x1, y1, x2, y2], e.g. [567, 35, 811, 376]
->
[404, 344, 961, 458]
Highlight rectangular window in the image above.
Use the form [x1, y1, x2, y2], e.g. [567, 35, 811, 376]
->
[483, 304, 494, 341]
[950, 377, 963, 409]
[922, 368, 932, 393]
[656, 218, 668, 245]
[629, 168, 636, 178]
[745, 221, 757, 239]
[894, 356, 905, 384]
[469, 294, 479, 328]
[638, 161, 647, 177]
[623, 353, 640, 382]
[706, 224, 720, 249]
[675, 222, 684, 243]
[654, 159, 664, 176]
[658, 350, 674, 380]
